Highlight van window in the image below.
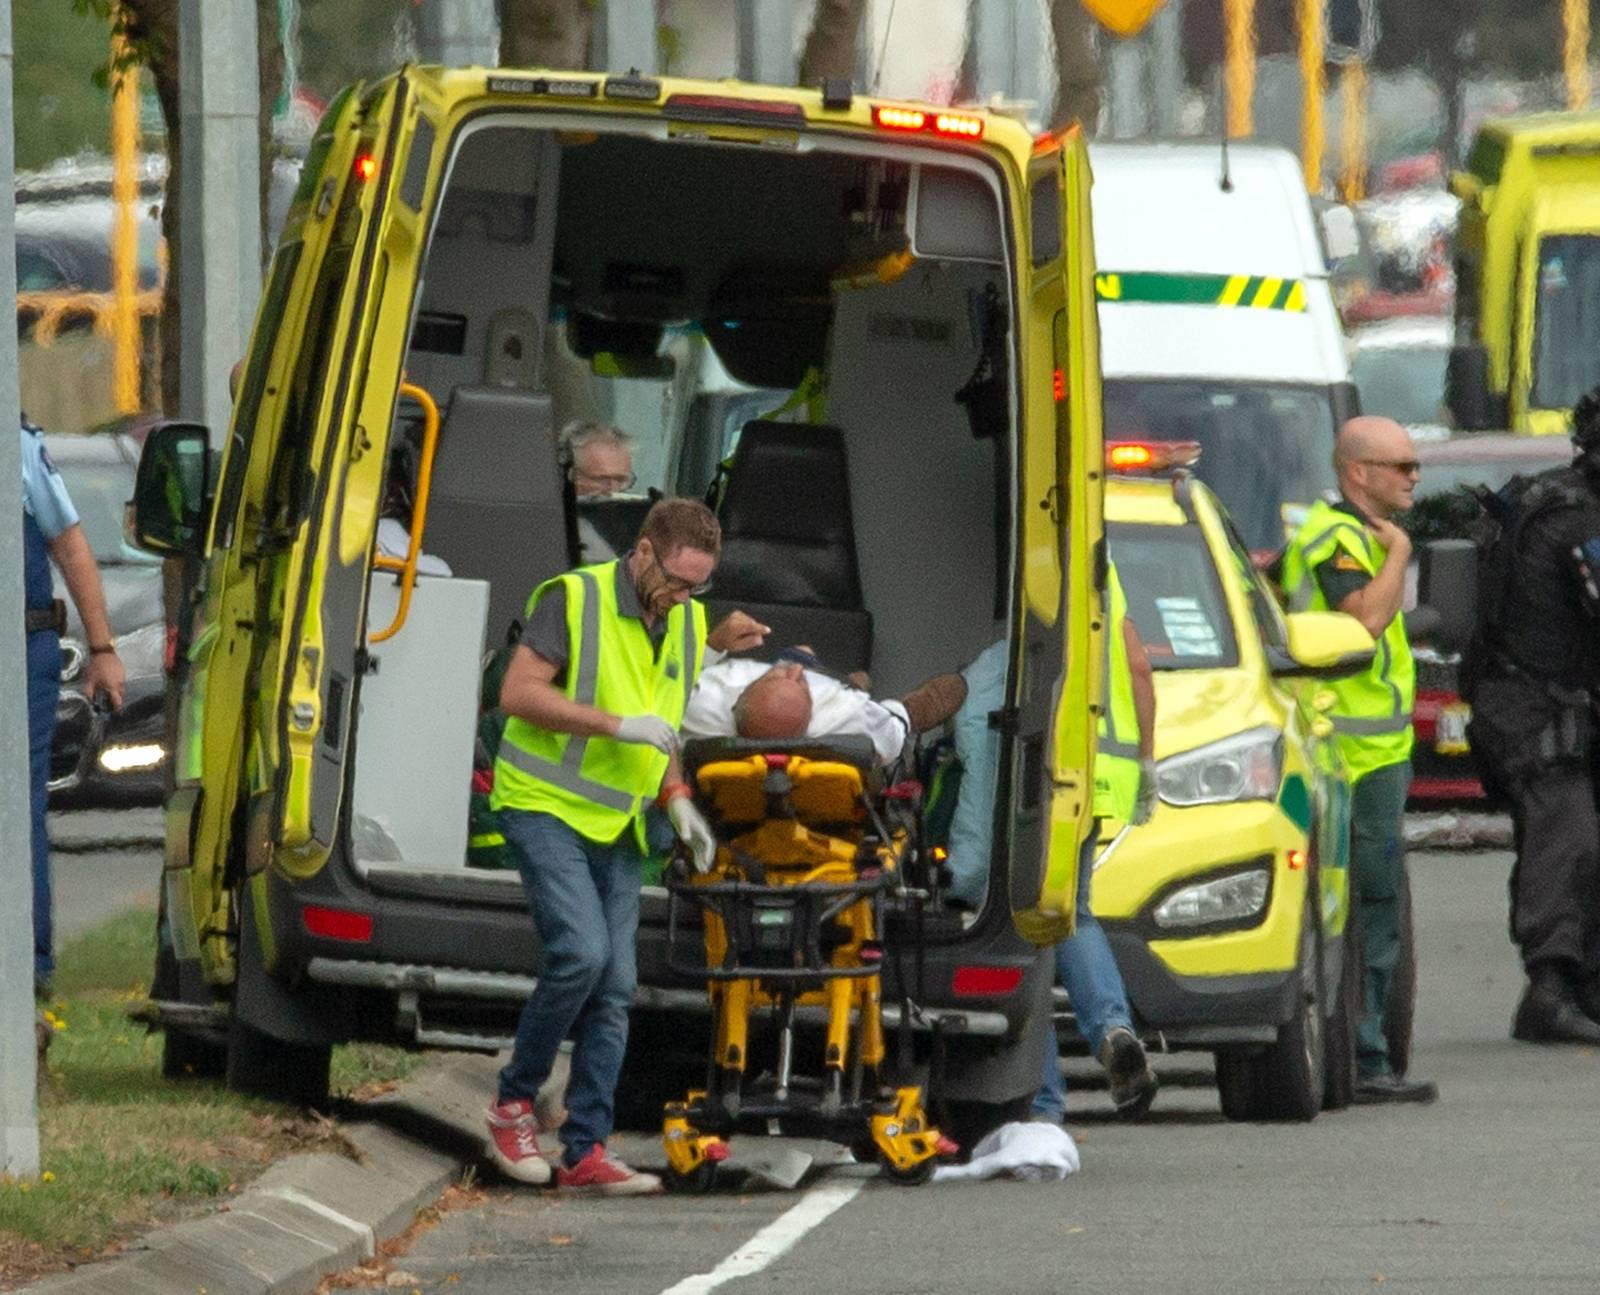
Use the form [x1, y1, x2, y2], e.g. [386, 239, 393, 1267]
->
[1104, 379, 1337, 552]
[214, 241, 304, 549]
[1030, 170, 1061, 267]
[1531, 234, 1600, 411]
[1109, 521, 1239, 668]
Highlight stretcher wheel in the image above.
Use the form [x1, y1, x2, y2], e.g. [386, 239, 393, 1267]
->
[665, 1160, 719, 1194]
[878, 1156, 936, 1187]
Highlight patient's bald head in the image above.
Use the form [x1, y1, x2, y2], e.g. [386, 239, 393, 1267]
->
[733, 664, 813, 741]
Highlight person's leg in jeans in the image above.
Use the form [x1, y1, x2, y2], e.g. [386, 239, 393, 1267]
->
[1350, 760, 1410, 1077]
[556, 830, 642, 1165]
[1033, 827, 1136, 1119]
[497, 811, 616, 1113]
[26, 632, 61, 991]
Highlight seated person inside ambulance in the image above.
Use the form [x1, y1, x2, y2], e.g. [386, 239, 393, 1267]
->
[680, 647, 967, 762]
[563, 420, 637, 563]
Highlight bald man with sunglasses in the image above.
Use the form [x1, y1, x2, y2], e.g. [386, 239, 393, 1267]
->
[1279, 415, 1436, 1106]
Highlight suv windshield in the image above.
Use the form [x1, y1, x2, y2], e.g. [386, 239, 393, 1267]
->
[1532, 234, 1600, 411]
[1109, 521, 1239, 670]
[1103, 380, 1337, 551]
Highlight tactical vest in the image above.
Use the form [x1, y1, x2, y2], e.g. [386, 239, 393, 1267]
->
[1094, 563, 1142, 820]
[1280, 499, 1414, 781]
[491, 561, 707, 846]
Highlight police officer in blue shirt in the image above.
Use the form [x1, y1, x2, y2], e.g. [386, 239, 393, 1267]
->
[21, 418, 125, 997]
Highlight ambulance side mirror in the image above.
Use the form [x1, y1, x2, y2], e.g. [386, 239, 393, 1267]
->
[1270, 611, 1376, 679]
[1417, 539, 1478, 653]
[131, 421, 212, 557]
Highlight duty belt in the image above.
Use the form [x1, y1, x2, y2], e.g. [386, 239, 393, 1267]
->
[25, 599, 66, 635]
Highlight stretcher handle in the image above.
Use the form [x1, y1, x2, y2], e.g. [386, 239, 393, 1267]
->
[369, 380, 440, 643]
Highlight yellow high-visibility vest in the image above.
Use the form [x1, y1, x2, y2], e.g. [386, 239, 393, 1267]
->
[492, 560, 707, 845]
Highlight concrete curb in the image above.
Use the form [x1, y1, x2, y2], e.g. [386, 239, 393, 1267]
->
[22, 1053, 502, 1294]
[1405, 811, 1513, 852]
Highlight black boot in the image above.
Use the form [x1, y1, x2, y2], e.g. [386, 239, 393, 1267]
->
[1512, 968, 1600, 1044]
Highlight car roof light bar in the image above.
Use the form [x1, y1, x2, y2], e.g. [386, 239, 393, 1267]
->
[872, 104, 985, 140]
[1105, 440, 1202, 473]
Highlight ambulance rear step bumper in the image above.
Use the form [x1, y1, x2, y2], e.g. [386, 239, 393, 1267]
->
[304, 957, 1012, 1048]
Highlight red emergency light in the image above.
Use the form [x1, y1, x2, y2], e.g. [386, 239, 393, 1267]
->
[302, 904, 374, 943]
[872, 105, 986, 140]
[1105, 441, 1202, 473]
[353, 153, 378, 183]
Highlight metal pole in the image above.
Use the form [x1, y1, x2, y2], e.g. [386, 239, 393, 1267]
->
[1149, 0, 1183, 137]
[1339, 59, 1367, 202]
[1106, 37, 1148, 139]
[111, 37, 141, 416]
[1298, 0, 1325, 194]
[1225, 0, 1255, 138]
[415, 0, 499, 67]
[594, 0, 658, 74]
[1565, 0, 1591, 110]
[973, 0, 1042, 112]
[0, 0, 41, 1181]
[178, 0, 262, 443]
[737, 0, 796, 85]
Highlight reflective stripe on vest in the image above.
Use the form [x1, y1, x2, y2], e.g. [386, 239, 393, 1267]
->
[1094, 563, 1142, 820]
[1280, 499, 1414, 780]
[492, 561, 706, 842]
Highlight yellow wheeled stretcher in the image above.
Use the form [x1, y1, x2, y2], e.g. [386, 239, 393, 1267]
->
[661, 737, 953, 1191]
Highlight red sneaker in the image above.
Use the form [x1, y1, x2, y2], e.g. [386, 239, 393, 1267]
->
[485, 1099, 552, 1184]
[556, 1145, 663, 1196]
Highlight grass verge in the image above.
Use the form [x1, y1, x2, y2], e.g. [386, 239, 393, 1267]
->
[1, 908, 422, 1290]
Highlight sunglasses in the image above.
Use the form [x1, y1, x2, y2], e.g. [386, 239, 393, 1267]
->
[1361, 458, 1421, 477]
[649, 550, 712, 596]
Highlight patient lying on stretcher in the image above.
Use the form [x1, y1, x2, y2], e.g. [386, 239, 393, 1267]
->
[680, 647, 967, 764]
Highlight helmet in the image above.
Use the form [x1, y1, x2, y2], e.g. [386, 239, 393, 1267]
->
[1574, 385, 1600, 452]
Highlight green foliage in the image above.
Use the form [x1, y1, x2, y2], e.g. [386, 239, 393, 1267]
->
[0, 908, 420, 1269]
[15, 0, 116, 170]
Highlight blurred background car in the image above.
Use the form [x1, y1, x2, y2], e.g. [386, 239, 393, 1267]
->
[1350, 316, 1454, 435]
[1405, 431, 1576, 803]
[43, 427, 167, 806]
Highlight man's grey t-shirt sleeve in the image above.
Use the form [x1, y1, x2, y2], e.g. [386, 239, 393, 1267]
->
[518, 582, 570, 670]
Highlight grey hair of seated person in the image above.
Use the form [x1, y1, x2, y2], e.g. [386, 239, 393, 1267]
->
[732, 668, 813, 741]
[560, 419, 633, 456]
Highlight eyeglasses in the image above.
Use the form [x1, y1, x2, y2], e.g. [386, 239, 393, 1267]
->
[1361, 459, 1422, 477]
[649, 549, 713, 596]
[569, 466, 637, 493]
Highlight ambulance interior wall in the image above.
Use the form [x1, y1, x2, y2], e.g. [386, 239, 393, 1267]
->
[825, 260, 1006, 698]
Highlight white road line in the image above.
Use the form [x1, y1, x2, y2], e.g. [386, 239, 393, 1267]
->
[658, 1178, 867, 1295]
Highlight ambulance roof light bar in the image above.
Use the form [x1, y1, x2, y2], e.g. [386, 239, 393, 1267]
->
[1105, 441, 1203, 473]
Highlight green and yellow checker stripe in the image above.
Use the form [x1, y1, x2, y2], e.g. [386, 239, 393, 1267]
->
[1094, 271, 1307, 312]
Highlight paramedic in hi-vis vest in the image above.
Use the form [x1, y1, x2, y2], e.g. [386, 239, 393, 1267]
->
[1280, 416, 1436, 1106]
[1033, 560, 1160, 1122]
[484, 498, 765, 1195]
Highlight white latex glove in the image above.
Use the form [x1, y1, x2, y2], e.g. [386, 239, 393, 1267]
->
[614, 714, 680, 755]
[1132, 757, 1159, 827]
[666, 794, 717, 873]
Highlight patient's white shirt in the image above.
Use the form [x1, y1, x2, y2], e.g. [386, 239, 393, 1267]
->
[682, 658, 910, 764]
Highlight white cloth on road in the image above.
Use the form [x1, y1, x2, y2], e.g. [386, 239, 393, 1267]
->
[931, 1121, 1081, 1183]
[681, 658, 910, 764]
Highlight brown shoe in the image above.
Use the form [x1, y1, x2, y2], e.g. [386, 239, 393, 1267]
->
[899, 673, 968, 732]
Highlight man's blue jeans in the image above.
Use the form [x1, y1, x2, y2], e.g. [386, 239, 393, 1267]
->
[1032, 829, 1134, 1120]
[497, 809, 643, 1166]
[27, 630, 61, 986]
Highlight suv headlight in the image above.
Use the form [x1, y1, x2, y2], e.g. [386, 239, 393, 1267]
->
[1153, 866, 1271, 929]
[1156, 727, 1283, 807]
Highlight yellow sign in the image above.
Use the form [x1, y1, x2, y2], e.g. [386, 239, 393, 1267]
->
[1080, 0, 1169, 37]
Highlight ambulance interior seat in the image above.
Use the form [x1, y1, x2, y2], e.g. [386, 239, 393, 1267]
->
[424, 384, 574, 643]
[704, 420, 871, 673]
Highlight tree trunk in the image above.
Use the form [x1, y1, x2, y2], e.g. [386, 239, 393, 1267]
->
[1050, 0, 1102, 134]
[799, 0, 865, 88]
[499, 0, 593, 69]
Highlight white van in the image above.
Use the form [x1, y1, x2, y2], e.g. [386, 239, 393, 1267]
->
[1088, 141, 1358, 552]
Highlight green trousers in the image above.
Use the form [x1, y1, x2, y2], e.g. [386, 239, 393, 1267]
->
[1350, 759, 1412, 1077]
